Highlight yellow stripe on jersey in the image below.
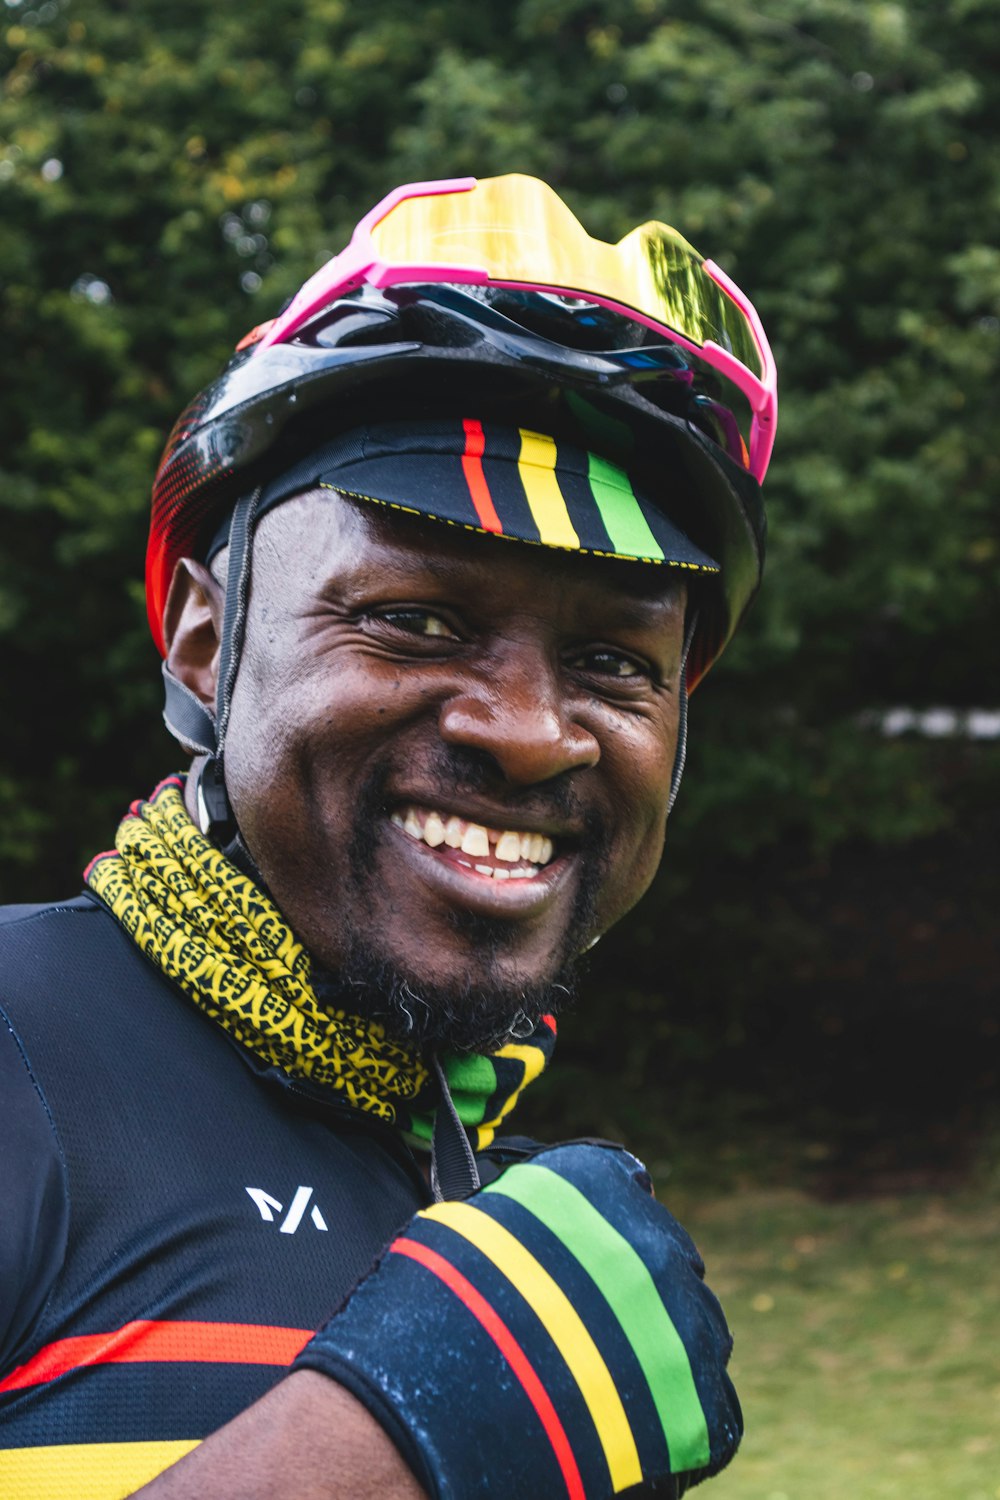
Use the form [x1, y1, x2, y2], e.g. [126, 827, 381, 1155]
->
[517, 430, 581, 549]
[0, 1439, 200, 1499]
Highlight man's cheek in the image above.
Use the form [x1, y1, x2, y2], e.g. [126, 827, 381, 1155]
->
[605, 822, 668, 922]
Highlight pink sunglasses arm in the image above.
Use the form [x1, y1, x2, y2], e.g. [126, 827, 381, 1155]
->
[703, 260, 778, 479]
[257, 178, 478, 351]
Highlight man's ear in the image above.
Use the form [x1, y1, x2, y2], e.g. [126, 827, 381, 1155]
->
[163, 558, 226, 709]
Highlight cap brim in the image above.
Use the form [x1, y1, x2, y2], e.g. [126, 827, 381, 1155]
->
[246, 418, 720, 573]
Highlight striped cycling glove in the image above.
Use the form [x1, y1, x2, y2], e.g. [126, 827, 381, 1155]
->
[294, 1141, 742, 1498]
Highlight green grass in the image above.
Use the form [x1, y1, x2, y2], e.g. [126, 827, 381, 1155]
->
[659, 1172, 1000, 1500]
[515, 1070, 1000, 1497]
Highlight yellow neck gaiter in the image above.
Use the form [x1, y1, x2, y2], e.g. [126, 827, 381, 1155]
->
[86, 776, 554, 1150]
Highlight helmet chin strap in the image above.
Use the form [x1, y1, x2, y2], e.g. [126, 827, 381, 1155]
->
[161, 489, 265, 876]
[667, 608, 697, 816]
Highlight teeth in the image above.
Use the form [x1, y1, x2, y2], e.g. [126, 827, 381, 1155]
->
[460, 824, 490, 857]
[404, 810, 423, 840]
[495, 831, 522, 863]
[444, 816, 464, 848]
[394, 805, 557, 869]
[423, 811, 446, 847]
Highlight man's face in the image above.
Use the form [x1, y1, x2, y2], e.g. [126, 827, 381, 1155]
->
[219, 490, 686, 1047]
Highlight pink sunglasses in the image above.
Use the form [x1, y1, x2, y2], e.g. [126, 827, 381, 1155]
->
[248, 174, 777, 480]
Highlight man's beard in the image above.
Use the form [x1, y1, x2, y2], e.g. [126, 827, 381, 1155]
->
[310, 749, 608, 1055]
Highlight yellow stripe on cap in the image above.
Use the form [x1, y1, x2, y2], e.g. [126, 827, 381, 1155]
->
[0, 1439, 200, 1499]
[422, 1201, 643, 1492]
[517, 430, 581, 549]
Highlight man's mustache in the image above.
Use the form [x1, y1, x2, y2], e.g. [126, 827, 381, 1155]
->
[347, 743, 609, 886]
[409, 743, 598, 839]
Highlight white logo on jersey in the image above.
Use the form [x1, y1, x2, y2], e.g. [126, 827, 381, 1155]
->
[245, 1184, 328, 1234]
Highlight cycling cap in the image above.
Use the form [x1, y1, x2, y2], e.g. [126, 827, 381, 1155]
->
[201, 418, 720, 576]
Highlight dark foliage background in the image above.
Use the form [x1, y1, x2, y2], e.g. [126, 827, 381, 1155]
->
[2, 0, 997, 1176]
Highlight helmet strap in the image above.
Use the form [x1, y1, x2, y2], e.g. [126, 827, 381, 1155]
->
[195, 754, 234, 838]
[167, 485, 266, 875]
[667, 609, 698, 815]
[159, 485, 261, 771]
[161, 661, 218, 757]
[192, 753, 265, 883]
[215, 487, 263, 752]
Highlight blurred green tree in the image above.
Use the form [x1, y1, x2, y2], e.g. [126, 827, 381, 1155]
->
[1, 0, 996, 906]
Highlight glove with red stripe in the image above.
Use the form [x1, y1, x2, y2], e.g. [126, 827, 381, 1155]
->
[294, 1141, 742, 1499]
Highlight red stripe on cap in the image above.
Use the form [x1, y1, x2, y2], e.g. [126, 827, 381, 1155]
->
[391, 1237, 584, 1500]
[461, 419, 503, 534]
[0, 1321, 312, 1392]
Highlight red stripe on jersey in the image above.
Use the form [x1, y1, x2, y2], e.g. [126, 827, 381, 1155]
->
[391, 1237, 584, 1500]
[461, 419, 504, 534]
[0, 1321, 312, 1392]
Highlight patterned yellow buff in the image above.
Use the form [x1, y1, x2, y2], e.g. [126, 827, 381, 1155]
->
[86, 777, 554, 1149]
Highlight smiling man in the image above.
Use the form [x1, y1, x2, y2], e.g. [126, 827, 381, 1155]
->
[0, 176, 774, 1498]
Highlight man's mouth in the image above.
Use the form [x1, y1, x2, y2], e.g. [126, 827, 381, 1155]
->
[390, 804, 557, 881]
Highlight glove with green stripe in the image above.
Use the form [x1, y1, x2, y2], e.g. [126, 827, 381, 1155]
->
[294, 1141, 742, 1498]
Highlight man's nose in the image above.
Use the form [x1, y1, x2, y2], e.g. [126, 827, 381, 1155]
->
[438, 657, 600, 787]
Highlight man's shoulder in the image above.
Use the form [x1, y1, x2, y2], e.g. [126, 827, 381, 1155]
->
[0, 892, 132, 1028]
[0, 891, 101, 930]
[0, 891, 116, 975]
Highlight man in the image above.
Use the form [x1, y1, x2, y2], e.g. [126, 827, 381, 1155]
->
[0, 175, 775, 1498]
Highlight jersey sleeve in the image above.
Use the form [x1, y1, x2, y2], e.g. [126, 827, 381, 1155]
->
[0, 1008, 69, 1374]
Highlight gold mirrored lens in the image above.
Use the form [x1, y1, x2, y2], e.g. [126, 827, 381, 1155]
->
[632, 224, 762, 376]
[368, 174, 763, 378]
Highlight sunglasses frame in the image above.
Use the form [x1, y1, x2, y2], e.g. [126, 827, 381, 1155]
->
[256, 176, 777, 480]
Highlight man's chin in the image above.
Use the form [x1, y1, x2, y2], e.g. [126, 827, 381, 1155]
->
[310, 935, 581, 1055]
[306, 758, 607, 1052]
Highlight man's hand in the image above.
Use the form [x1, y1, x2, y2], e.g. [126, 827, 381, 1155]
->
[296, 1142, 741, 1498]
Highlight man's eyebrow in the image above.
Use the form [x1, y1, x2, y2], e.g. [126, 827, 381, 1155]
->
[408, 550, 472, 582]
[589, 582, 687, 625]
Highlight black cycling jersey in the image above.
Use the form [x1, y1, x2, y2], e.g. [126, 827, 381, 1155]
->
[0, 893, 431, 1498]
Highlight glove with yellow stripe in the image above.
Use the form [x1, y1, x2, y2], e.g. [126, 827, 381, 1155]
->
[294, 1142, 742, 1498]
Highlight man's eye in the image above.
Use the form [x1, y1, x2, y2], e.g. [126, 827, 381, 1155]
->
[377, 609, 458, 639]
[572, 649, 646, 679]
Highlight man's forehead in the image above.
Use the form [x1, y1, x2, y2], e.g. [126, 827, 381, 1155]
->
[255, 485, 689, 614]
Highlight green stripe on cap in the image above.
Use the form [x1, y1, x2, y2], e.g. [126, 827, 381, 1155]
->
[485, 1162, 711, 1472]
[587, 453, 665, 561]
